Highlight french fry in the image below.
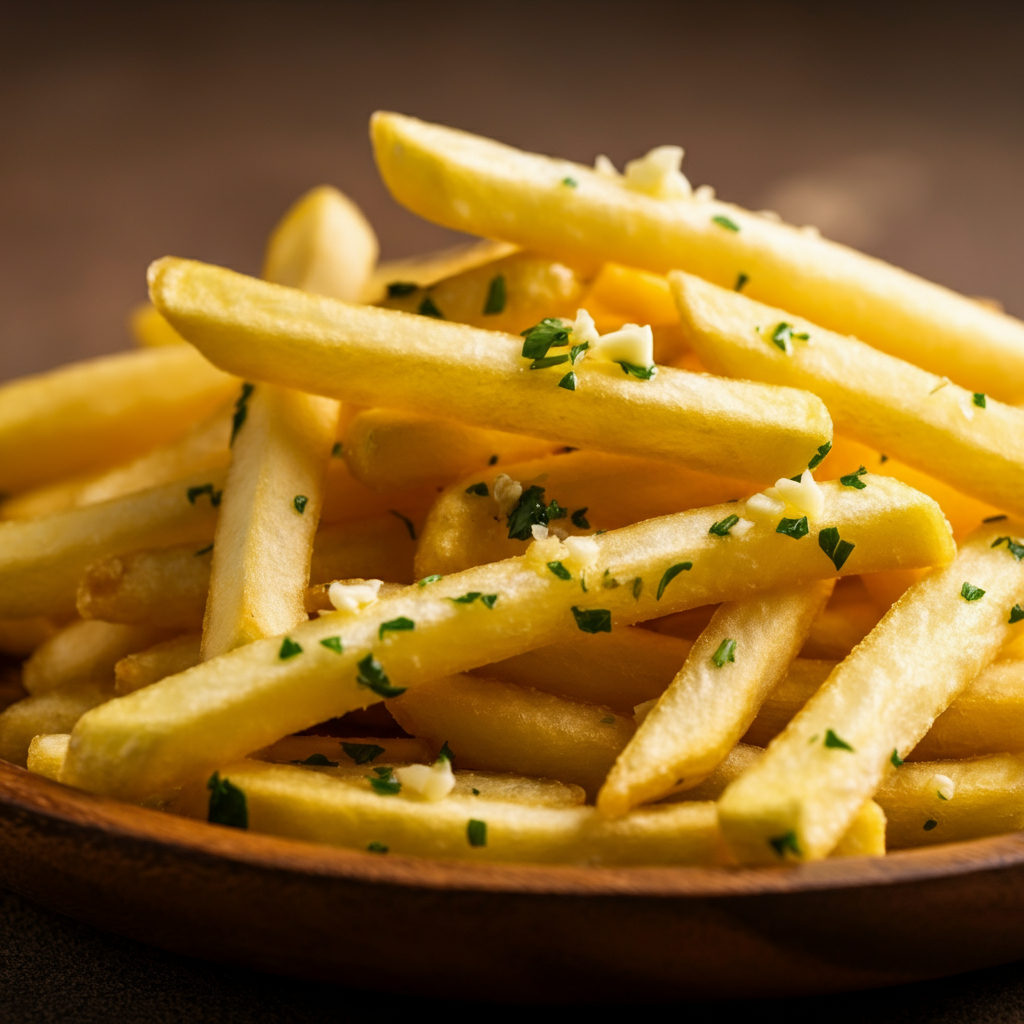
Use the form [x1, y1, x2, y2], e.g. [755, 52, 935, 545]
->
[26, 733, 71, 780]
[171, 760, 724, 866]
[416, 449, 755, 578]
[262, 185, 379, 301]
[387, 673, 635, 799]
[673, 272, 1024, 518]
[800, 600, 882, 659]
[23, 619, 174, 696]
[130, 303, 186, 347]
[0, 617, 59, 658]
[115, 634, 202, 695]
[378, 251, 592, 335]
[319, 455, 437, 526]
[599, 581, 833, 817]
[482, 626, 691, 710]
[309, 517, 418, 585]
[148, 257, 834, 483]
[342, 408, 557, 492]
[717, 523, 1024, 864]
[63, 478, 952, 800]
[584, 264, 679, 327]
[257, 735, 433, 768]
[739, 659, 834, 748]
[371, 112, 1024, 402]
[0, 346, 236, 494]
[0, 685, 111, 766]
[0, 470, 224, 619]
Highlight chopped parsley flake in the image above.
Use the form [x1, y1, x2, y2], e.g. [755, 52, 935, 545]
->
[1010, 604, 1024, 624]
[187, 483, 223, 507]
[481, 594, 499, 609]
[418, 574, 443, 586]
[984, 514, 1008, 523]
[569, 341, 590, 364]
[600, 716, 616, 725]
[418, 296, 443, 319]
[571, 606, 612, 633]
[601, 569, 620, 589]
[293, 494, 308, 514]
[379, 616, 414, 640]
[472, 788, 481, 795]
[776, 516, 809, 540]
[547, 560, 572, 580]
[923, 819, 938, 831]
[356, 653, 406, 698]
[465, 482, 489, 496]
[506, 485, 553, 540]
[521, 318, 571, 360]
[839, 466, 868, 489]
[367, 841, 389, 854]
[530, 353, 570, 370]
[769, 830, 801, 858]
[880, 454, 889, 463]
[467, 819, 488, 847]
[279, 637, 303, 660]
[819, 527, 855, 570]
[331, 442, 344, 457]
[712, 638, 737, 667]
[207, 772, 247, 829]
[390, 509, 416, 540]
[657, 562, 693, 600]
[368, 767, 402, 795]
[735, 272, 749, 292]
[342, 742, 385, 765]
[386, 282, 417, 297]
[891, 749, 904, 768]
[488, 455, 499, 465]
[558, 371, 577, 391]
[546, 499, 568, 521]
[991, 536, 1024, 560]
[483, 275, 506, 315]
[937, 790, 948, 801]
[437, 741, 455, 764]
[320, 636, 343, 654]
[617, 361, 657, 380]
[973, 392, 987, 408]
[194, 543, 214, 557]
[961, 582, 986, 602]
[571, 507, 590, 529]
[712, 214, 740, 232]
[561, 176, 578, 188]
[807, 441, 832, 470]
[632, 577, 643, 600]
[450, 592, 482, 604]
[709, 514, 740, 537]
[770, 322, 809, 353]
[292, 753, 339, 767]
[230, 382, 255, 445]
[824, 729, 854, 751]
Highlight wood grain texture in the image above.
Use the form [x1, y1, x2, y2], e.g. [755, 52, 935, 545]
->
[2, 760, 1024, 1001]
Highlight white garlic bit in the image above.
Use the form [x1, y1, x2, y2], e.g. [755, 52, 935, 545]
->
[773, 469, 825, 520]
[328, 579, 383, 613]
[745, 491, 786, 521]
[493, 473, 523, 516]
[526, 535, 569, 570]
[592, 323, 655, 369]
[594, 154, 620, 178]
[564, 535, 600, 569]
[623, 145, 692, 200]
[396, 758, 456, 802]
[730, 517, 755, 538]
[531, 523, 550, 541]
[931, 773, 956, 802]
[570, 308, 601, 355]
[693, 184, 716, 202]
[959, 398, 976, 421]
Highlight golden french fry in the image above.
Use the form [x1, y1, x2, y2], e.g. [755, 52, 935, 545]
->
[387, 673, 635, 799]
[800, 599, 882, 659]
[115, 633, 202, 695]
[342, 408, 557, 492]
[0, 470, 224, 620]
[0, 685, 110, 766]
[0, 346, 236, 494]
[674, 272, 1024, 518]
[599, 581, 833, 817]
[263, 185, 379, 301]
[378, 251, 592, 335]
[171, 759, 724, 866]
[130, 303, 187, 347]
[63, 477, 952, 801]
[0, 617, 59, 658]
[148, 257, 834, 483]
[739, 659, 834, 747]
[319, 455, 436, 526]
[718, 523, 1024, 864]
[26, 733, 71, 780]
[257, 735, 433, 768]
[371, 112, 1024, 402]
[24, 619, 174, 696]
[416, 449, 755, 578]
[584, 264, 678, 326]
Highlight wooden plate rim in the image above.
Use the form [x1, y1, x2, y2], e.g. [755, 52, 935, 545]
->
[4, 759, 1024, 900]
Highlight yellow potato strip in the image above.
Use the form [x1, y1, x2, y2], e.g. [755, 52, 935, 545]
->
[674, 272, 1024, 518]
[148, 257, 832, 482]
[718, 523, 1024, 864]
[63, 479, 951, 801]
[599, 581, 833, 817]
[371, 112, 1024, 402]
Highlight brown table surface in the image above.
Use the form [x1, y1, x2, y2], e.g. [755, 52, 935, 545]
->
[1, 1, 1023, 1016]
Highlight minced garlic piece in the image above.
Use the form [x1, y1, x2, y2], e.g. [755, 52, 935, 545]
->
[526, 535, 569, 570]
[774, 470, 825, 520]
[592, 323, 655, 368]
[959, 398, 976, 421]
[730, 518, 755, 538]
[745, 491, 785, 521]
[594, 154, 620, 178]
[563, 535, 600, 570]
[395, 758, 456, 802]
[693, 184, 716, 202]
[624, 145, 692, 200]
[531, 523, 549, 541]
[931, 773, 956, 802]
[570, 308, 601, 353]
[328, 578, 383, 612]
[493, 473, 523, 516]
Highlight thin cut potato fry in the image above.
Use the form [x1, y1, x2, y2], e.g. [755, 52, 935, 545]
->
[0, 470, 224, 619]
[674, 272, 1024, 518]
[130, 303, 187, 347]
[63, 479, 953, 801]
[0, 617, 59, 658]
[26, 733, 71, 781]
[172, 759, 725, 866]
[0, 685, 111, 766]
[319, 456, 437, 526]
[342, 408, 557, 492]
[717, 523, 1024, 864]
[0, 346, 236, 494]
[371, 112, 1024, 402]
[584, 264, 679, 327]
[257, 734, 433, 768]
[599, 581, 833, 817]
[800, 600, 882, 659]
[115, 634, 202, 695]
[148, 257, 834, 483]
[416, 449, 755, 578]
[23, 619, 175, 696]
[387, 673, 636, 799]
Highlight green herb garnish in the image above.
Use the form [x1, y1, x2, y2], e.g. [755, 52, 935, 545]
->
[712, 214, 740, 232]
[530, 354, 570, 370]
[617, 361, 656, 380]
[367, 841, 389, 854]
[599, 716, 616, 725]
[561, 176, 578, 188]
[819, 527, 855, 570]
[656, 562, 693, 600]
[194, 543, 214, 557]
[569, 341, 589, 364]
[386, 282, 417, 297]
[571, 606, 612, 633]
[187, 483, 223, 507]
[418, 296, 443, 318]
[437, 741, 455, 764]
[984, 514, 1008, 523]
[320, 636, 343, 654]
[547, 561, 572, 580]
[293, 494, 308, 514]
[291, 753, 339, 767]
[769, 831, 801, 858]
[770, 322, 809, 352]
[973, 392, 987, 408]
[711, 638, 737, 667]
[207, 772, 247, 829]
[390, 509, 416, 540]
[839, 466, 867, 489]
[735, 272, 749, 292]
[368, 767, 402, 795]
[807, 441, 832, 470]
[356, 653, 406, 698]
[776, 516, 809, 540]
[467, 819, 488, 847]
[558, 371, 577, 391]
[342, 742, 385, 765]
[709, 514, 740, 537]
[379, 616, 414, 640]
[331, 441, 344, 457]
[465, 482, 489, 496]
[824, 729, 854, 751]
[961, 582, 986, 602]
[230, 382, 255, 445]
[991, 536, 1024, 560]
[418, 575, 443, 587]
[891, 749, 904, 768]
[632, 577, 643, 600]
[520, 317, 571, 359]
[571, 507, 590, 529]
[506, 485, 550, 540]
[923, 819, 938, 831]
[1010, 604, 1024, 624]
[450, 592, 482, 604]
[278, 637, 303, 659]
[483, 274, 506, 315]
[480, 594, 499, 609]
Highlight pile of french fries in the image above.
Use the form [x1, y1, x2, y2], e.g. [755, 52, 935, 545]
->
[3, 113, 1024, 868]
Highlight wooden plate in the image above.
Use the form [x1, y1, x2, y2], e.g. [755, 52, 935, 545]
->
[2, 758, 1024, 1002]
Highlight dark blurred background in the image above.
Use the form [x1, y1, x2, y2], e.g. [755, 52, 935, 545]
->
[1, 1, 1022, 383]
